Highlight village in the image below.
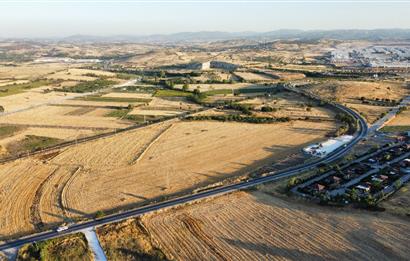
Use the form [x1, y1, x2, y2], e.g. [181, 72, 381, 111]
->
[293, 135, 410, 207]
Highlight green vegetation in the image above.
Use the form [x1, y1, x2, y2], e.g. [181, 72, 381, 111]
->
[116, 73, 137, 80]
[203, 89, 233, 96]
[154, 89, 191, 97]
[61, 79, 116, 93]
[0, 79, 55, 97]
[104, 108, 131, 118]
[380, 125, 410, 132]
[17, 233, 92, 261]
[186, 115, 290, 124]
[19, 135, 62, 152]
[261, 106, 274, 112]
[0, 125, 21, 138]
[95, 210, 105, 219]
[79, 96, 151, 103]
[187, 89, 208, 104]
[335, 112, 357, 135]
[226, 103, 253, 115]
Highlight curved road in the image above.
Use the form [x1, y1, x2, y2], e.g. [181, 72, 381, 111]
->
[0, 96, 368, 251]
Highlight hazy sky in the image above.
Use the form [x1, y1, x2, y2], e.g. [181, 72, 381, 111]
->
[0, 0, 409, 37]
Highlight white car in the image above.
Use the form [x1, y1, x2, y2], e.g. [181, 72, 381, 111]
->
[56, 225, 68, 233]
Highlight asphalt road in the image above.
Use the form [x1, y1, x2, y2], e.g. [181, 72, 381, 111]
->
[0, 98, 368, 252]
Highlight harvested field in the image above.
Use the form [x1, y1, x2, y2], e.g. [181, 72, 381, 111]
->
[261, 69, 306, 80]
[143, 191, 410, 260]
[303, 80, 409, 123]
[0, 160, 58, 237]
[0, 105, 131, 129]
[50, 122, 173, 170]
[234, 71, 274, 81]
[0, 80, 29, 87]
[128, 109, 182, 116]
[239, 91, 336, 120]
[47, 68, 115, 82]
[147, 97, 201, 111]
[348, 103, 393, 123]
[0, 63, 68, 80]
[0, 127, 94, 157]
[0, 89, 79, 112]
[0, 117, 336, 238]
[380, 185, 410, 216]
[97, 218, 167, 260]
[384, 109, 410, 130]
[102, 92, 153, 99]
[51, 120, 335, 217]
[60, 99, 141, 108]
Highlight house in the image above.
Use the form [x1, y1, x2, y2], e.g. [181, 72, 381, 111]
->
[400, 159, 410, 174]
[312, 184, 326, 192]
[356, 184, 371, 192]
[379, 175, 389, 181]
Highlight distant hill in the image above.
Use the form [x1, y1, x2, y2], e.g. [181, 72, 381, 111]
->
[4, 29, 410, 43]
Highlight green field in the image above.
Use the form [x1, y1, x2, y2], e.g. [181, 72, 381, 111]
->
[380, 125, 410, 132]
[18, 233, 92, 261]
[154, 89, 192, 97]
[0, 80, 54, 97]
[203, 89, 233, 95]
[61, 79, 116, 93]
[21, 135, 62, 152]
[104, 109, 130, 118]
[0, 125, 21, 138]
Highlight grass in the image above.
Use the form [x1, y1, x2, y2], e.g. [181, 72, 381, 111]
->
[61, 79, 116, 93]
[0, 125, 21, 138]
[0, 80, 54, 97]
[17, 233, 92, 261]
[116, 72, 137, 80]
[17, 135, 62, 152]
[79, 96, 152, 103]
[104, 109, 130, 118]
[380, 125, 410, 132]
[203, 89, 233, 96]
[154, 89, 192, 97]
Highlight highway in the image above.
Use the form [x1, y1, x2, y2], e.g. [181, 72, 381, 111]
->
[0, 94, 368, 252]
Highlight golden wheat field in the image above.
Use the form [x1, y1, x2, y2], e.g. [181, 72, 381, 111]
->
[0, 118, 336, 238]
[142, 191, 410, 260]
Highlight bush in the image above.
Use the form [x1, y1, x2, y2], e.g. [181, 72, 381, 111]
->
[261, 106, 274, 112]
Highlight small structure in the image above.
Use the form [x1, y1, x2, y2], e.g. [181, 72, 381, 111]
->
[312, 184, 326, 192]
[303, 135, 353, 158]
[356, 184, 371, 192]
[400, 159, 410, 174]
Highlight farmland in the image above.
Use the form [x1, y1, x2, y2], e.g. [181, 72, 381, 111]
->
[382, 108, 410, 132]
[0, 117, 336, 238]
[302, 80, 409, 123]
[139, 191, 410, 260]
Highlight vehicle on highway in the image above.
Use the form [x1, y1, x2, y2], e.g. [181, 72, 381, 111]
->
[56, 225, 68, 233]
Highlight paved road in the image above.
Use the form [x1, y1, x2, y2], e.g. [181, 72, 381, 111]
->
[368, 95, 410, 134]
[0, 99, 368, 251]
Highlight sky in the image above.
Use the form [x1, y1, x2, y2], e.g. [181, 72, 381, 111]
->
[0, 0, 409, 38]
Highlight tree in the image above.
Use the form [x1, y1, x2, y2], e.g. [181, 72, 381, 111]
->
[159, 70, 165, 78]
[182, 83, 189, 92]
[349, 188, 359, 202]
